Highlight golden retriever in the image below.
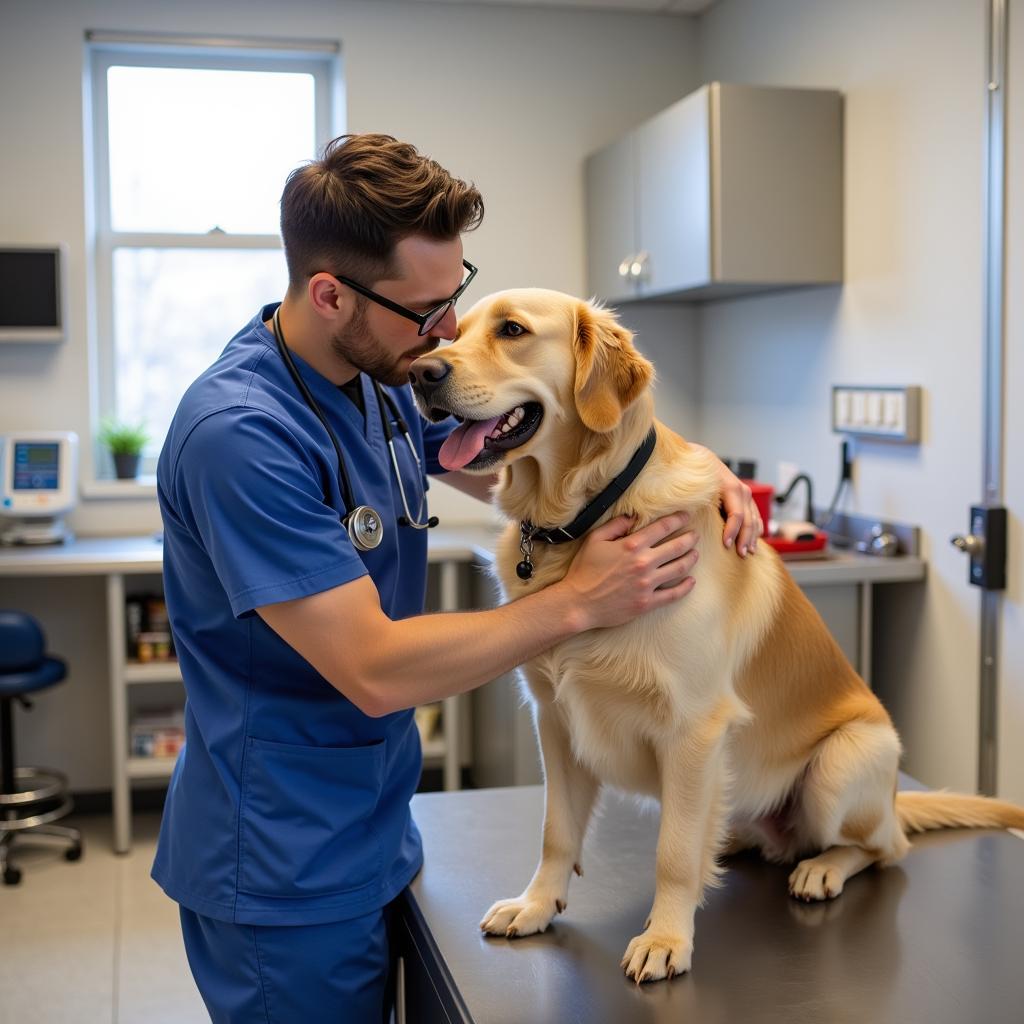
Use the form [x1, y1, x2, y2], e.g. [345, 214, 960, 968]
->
[410, 289, 1024, 983]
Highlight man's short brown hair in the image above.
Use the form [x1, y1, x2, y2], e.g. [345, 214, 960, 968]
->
[280, 133, 484, 291]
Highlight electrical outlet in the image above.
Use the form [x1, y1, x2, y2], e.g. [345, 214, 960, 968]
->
[832, 385, 921, 442]
[777, 461, 799, 494]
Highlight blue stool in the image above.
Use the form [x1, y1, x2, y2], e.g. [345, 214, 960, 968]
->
[0, 610, 83, 885]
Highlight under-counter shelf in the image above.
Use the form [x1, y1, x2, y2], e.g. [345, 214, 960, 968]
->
[126, 755, 178, 780]
[421, 737, 447, 763]
[124, 660, 182, 684]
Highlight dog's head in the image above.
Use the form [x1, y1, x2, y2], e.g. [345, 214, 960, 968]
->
[409, 288, 654, 474]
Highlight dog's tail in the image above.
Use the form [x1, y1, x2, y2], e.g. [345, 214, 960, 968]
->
[895, 790, 1024, 834]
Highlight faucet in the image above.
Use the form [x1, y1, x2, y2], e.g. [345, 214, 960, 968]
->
[774, 473, 814, 525]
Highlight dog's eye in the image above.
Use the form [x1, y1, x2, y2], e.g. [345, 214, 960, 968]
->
[499, 320, 527, 338]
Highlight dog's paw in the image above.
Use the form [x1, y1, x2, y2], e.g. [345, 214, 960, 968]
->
[480, 893, 563, 938]
[788, 859, 845, 901]
[620, 931, 692, 983]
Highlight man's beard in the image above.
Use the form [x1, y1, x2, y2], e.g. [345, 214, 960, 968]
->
[330, 302, 440, 388]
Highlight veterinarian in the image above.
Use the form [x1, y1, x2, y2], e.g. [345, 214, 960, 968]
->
[151, 133, 762, 1023]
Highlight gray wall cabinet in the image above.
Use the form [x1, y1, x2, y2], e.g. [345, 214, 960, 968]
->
[585, 83, 843, 304]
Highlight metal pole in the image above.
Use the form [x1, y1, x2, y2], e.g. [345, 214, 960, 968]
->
[107, 573, 132, 851]
[979, 0, 1008, 795]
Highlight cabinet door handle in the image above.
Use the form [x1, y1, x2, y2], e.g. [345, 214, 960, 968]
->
[630, 251, 650, 282]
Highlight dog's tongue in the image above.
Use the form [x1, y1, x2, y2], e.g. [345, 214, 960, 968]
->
[438, 416, 502, 471]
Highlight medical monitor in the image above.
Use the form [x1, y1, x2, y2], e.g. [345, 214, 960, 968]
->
[0, 432, 79, 544]
[0, 246, 67, 342]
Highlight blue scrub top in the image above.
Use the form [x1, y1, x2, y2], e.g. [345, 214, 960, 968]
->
[152, 304, 454, 926]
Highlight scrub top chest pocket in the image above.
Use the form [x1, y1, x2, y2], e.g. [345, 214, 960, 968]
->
[239, 736, 387, 900]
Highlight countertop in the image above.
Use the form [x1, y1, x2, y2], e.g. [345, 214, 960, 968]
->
[0, 525, 925, 585]
[402, 780, 1024, 1024]
[0, 527, 502, 576]
[438, 525, 927, 586]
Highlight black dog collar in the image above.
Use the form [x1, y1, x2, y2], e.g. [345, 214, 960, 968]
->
[516, 427, 658, 580]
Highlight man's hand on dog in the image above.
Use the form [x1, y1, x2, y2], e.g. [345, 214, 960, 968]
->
[560, 512, 699, 630]
[701, 445, 763, 557]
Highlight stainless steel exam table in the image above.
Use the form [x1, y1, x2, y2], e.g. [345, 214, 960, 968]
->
[397, 776, 1024, 1023]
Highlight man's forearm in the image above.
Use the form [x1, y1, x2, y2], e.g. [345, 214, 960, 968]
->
[360, 581, 587, 716]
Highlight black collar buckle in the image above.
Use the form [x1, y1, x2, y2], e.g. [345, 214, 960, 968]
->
[514, 426, 657, 581]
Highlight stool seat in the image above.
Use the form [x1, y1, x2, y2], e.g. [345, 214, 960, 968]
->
[0, 656, 67, 697]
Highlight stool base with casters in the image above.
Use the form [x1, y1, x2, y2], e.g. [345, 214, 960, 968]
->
[0, 610, 84, 886]
[0, 764, 83, 886]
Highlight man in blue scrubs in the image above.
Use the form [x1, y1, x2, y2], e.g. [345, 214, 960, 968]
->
[153, 134, 761, 1022]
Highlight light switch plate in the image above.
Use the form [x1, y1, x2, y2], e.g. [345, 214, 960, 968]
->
[832, 385, 921, 442]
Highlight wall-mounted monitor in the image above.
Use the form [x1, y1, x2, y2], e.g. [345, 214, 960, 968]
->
[0, 245, 67, 342]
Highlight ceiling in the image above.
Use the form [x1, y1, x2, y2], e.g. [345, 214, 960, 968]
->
[403, 0, 719, 15]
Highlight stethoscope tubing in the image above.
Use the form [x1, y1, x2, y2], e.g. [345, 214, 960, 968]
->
[270, 307, 434, 547]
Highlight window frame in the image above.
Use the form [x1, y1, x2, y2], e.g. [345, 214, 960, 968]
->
[85, 39, 341, 487]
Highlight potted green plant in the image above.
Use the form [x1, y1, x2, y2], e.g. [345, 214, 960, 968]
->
[99, 418, 150, 480]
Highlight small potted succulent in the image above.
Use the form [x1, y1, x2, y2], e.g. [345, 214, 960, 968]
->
[99, 418, 150, 480]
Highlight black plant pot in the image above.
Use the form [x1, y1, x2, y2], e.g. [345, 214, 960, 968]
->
[113, 453, 141, 480]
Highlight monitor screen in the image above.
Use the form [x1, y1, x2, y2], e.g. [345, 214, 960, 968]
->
[0, 249, 61, 329]
[13, 442, 60, 490]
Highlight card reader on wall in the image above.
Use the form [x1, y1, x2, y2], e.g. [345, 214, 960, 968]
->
[0, 432, 78, 545]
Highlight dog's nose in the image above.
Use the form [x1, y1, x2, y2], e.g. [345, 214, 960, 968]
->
[409, 358, 452, 404]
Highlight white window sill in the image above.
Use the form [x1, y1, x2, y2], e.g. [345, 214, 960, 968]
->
[81, 476, 158, 500]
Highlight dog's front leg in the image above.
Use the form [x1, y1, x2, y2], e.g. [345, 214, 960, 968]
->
[481, 696, 598, 938]
[622, 706, 734, 982]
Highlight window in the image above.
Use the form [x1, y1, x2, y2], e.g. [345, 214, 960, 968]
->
[87, 35, 340, 479]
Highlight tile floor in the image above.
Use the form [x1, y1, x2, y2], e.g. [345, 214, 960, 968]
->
[0, 812, 207, 1024]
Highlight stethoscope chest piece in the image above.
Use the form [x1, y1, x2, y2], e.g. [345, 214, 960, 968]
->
[347, 505, 384, 551]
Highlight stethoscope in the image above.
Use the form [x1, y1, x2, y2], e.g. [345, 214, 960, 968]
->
[271, 307, 438, 552]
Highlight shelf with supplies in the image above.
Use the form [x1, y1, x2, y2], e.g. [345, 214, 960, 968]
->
[106, 570, 188, 851]
[124, 591, 175, 663]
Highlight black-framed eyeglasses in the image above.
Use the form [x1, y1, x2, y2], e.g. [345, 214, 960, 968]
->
[333, 259, 478, 336]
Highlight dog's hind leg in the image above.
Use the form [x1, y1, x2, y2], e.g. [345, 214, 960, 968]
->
[788, 844, 879, 901]
[480, 697, 599, 938]
[787, 720, 910, 902]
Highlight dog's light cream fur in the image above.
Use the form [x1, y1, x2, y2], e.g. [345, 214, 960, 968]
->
[416, 289, 1024, 983]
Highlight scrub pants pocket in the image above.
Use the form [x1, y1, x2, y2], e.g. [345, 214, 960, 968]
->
[239, 737, 386, 898]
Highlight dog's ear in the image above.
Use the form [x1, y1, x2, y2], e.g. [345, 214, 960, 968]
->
[572, 301, 654, 432]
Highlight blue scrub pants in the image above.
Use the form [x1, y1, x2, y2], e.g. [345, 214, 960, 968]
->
[180, 903, 397, 1023]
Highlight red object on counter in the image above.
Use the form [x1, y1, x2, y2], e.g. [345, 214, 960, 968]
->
[763, 531, 830, 557]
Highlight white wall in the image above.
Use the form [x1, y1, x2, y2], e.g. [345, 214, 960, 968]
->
[0, 0, 700, 789]
[694, 0, 991, 792]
